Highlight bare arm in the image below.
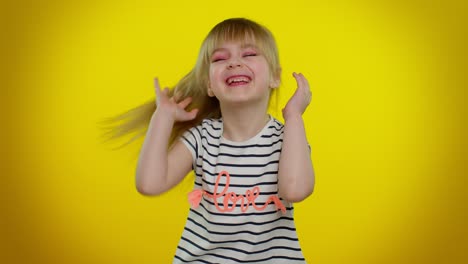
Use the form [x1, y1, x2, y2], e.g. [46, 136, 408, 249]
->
[135, 78, 198, 196]
[278, 73, 315, 202]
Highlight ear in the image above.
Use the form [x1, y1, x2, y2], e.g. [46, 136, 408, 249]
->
[207, 82, 215, 97]
[269, 68, 282, 89]
[269, 78, 280, 89]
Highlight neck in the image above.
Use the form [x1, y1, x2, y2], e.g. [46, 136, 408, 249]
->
[220, 102, 270, 142]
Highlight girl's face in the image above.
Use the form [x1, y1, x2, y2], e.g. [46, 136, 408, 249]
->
[208, 40, 279, 105]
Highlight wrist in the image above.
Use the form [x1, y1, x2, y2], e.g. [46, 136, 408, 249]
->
[282, 110, 303, 123]
[153, 107, 176, 124]
[284, 116, 304, 126]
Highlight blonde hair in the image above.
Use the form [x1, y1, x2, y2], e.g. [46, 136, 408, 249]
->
[99, 18, 281, 150]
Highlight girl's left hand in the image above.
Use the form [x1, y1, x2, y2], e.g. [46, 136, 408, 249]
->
[282, 72, 312, 120]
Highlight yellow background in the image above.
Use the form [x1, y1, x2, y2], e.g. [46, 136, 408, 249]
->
[2, 0, 467, 263]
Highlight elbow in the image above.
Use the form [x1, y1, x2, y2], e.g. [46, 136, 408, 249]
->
[136, 184, 159, 196]
[281, 189, 313, 203]
[277, 162, 315, 203]
[279, 182, 315, 203]
[135, 174, 165, 196]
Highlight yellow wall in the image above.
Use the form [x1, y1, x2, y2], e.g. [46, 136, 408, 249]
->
[2, 0, 467, 263]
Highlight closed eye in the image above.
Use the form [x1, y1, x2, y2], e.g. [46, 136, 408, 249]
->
[212, 58, 225, 62]
[243, 53, 257, 57]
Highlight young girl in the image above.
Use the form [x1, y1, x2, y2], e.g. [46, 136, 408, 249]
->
[109, 17, 314, 263]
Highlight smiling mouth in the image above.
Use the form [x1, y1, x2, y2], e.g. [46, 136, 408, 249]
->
[226, 75, 251, 86]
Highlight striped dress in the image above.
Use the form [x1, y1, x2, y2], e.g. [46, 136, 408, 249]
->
[174, 116, 306, 263]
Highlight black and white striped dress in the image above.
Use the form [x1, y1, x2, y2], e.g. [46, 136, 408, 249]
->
[174, 116, 306, 263]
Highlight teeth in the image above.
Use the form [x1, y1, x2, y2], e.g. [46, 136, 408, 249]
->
[227, 76, 250, 84]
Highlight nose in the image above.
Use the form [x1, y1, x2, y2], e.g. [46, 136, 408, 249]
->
[227, 58, 242, 69]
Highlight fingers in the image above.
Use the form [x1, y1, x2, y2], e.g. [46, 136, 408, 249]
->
[293, 72, 312, 102]
[293, 72, 309, 90]
[154, 78, 198, 120]
[155, 77, 172, 97]
[177, 97, 196, 121]
[179, 108, 199, 121]
[178, 96, 193, 109]
[154, 77, 161, 97]
[187, 108, 199, 120]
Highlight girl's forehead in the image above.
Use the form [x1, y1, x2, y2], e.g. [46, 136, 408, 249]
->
[209, 36, 265, 54]
[214, 35, 256, 45]
[212, 41, 258, 50]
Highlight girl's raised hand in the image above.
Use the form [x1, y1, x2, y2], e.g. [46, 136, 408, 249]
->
[282, 72, 312, 120]
[154, 78, 198, 122]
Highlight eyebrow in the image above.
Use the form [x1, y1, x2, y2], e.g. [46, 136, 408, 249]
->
[211, 44, 259, 54]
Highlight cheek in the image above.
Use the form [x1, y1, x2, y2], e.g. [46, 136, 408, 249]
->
[209, 67, 223, 82]
[208, 72, 216, 84]
[208, 68, 215, 83]
[208, 65, 216, 77]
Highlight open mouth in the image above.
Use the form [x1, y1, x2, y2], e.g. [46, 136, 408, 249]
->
[225, 75, 251, 86]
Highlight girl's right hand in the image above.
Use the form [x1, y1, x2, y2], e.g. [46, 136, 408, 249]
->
[154, 78, 198, 122]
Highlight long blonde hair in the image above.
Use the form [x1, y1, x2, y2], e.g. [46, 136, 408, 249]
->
[98, 18, 281, 150]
